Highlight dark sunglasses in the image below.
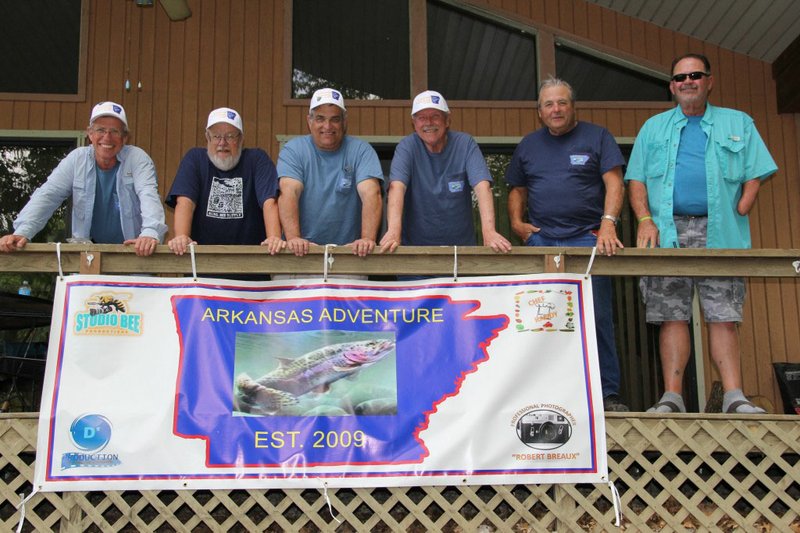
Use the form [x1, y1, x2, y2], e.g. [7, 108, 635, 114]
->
[671, 71, 709, 83]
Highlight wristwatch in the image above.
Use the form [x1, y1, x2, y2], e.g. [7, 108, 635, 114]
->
[601, 214, 619, 225]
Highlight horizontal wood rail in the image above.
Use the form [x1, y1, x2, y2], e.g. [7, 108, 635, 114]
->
[1, 243, 799, 277]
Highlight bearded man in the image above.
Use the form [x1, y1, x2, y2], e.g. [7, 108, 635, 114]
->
[166, 107, 283, 255]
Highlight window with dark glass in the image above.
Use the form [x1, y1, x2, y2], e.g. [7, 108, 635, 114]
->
[0, 0, 82, 94]
[0, 139, 75, 240]
[427, 1, 537, 101]
[555, 44, 671, 101]
[292, 0, 410, 100]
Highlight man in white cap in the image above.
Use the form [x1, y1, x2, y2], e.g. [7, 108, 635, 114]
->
[277, 88, 383, 257]
[166, 107, 284, 255]
[0, 101, 167, 256]
[380, 90, 511, 253]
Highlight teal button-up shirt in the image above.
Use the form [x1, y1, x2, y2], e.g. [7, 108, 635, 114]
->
[625, 104, 777, 249]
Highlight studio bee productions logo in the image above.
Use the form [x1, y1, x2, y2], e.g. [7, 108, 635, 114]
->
[61, 414, 121, 470]
[73, 292, 142, 336]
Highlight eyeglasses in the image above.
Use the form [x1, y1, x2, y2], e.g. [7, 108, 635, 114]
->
[208, 132, 241, 143]
[90, 127, 124, 138]
[671, 71, 709, 83]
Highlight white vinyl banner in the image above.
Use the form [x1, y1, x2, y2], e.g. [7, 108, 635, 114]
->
[34, 274, 608, 491]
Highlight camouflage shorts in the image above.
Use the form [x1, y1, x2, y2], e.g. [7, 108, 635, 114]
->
[639, 216, 746, 324]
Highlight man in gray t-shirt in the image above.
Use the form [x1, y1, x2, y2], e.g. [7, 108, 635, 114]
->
[380, 90, 510, 252]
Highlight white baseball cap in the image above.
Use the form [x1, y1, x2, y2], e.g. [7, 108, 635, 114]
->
[411, 90, 449, 116]
[207, 107, 243, 133]
[90, 101, 128, 129]
[309, 88, 346, 112]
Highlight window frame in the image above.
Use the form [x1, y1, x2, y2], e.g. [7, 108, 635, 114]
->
[0, 0, 88, 102]
[284, 0, 675, 110]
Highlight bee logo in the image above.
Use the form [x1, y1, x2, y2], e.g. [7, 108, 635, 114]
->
[74, 293, 142, 336]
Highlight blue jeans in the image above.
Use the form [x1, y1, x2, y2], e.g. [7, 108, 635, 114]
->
[526, 232, 622, 398]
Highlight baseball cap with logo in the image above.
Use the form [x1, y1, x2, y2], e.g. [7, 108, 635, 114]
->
[411, 90, 449, 116]
[309, 88, 346, 112]
[90, 101, 128, 129]
[206, 107, 243, 133]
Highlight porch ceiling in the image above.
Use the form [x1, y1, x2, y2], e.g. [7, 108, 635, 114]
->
[585, 0, 800, 64]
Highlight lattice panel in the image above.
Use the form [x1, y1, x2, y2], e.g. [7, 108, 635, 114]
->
[2, 414, 798, 532]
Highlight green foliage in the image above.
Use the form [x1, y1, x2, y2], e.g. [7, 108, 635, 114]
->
[292, 69, 382, 100]
[0, 142, 71, 329]
[472, 153, 525, 246]
[0, 144, 71, 240]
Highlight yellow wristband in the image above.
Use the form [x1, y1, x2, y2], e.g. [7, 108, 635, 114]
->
[638, 215, 653, 223]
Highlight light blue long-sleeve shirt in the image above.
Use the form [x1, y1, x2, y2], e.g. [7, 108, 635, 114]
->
[13, 144, 167, 242]
[625, 104, 777, 249]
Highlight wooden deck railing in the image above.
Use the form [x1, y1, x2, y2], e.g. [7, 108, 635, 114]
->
[1, 243, 799, 277]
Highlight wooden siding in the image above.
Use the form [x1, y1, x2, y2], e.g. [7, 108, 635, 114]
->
[0, 0, 798, 409]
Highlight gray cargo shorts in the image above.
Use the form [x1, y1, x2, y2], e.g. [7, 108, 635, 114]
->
[640, 216, 746, 324]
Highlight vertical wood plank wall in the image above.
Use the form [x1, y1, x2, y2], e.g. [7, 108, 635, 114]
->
[0, 0, 798, 408]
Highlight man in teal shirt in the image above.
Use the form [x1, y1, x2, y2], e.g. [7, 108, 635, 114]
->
[626, 53, 777, 414]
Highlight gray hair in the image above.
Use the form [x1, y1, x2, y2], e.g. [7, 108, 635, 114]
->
[537, 76, 576, 106]
[308, 107, 347, 120]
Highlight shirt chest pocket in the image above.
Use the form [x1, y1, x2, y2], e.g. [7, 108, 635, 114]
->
[714, 137, 745, 183]
[335, 166, 355, 194]
[441, 172, 467, 206]
[644, 141, 669, 180]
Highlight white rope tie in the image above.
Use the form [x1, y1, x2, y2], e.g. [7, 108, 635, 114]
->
[323, 244, 336, 282]
[793, 260, 800, 274]
[584, 246, 598, 279]
[16, 489, 37, 533]
[453, 245, 458, 281]
[322, 482, 342, 524]
[55, 242, 64, 280]
[553, 253, 561, 271]
[608, 479, 622, 527]
[189, 243, 198, 281]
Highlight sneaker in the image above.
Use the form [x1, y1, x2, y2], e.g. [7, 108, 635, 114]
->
[603, 394, 629, 412]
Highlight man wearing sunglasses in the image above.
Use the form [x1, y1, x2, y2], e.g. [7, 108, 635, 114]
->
[626, 53, 777, 414]
[0, 102, 167, 256]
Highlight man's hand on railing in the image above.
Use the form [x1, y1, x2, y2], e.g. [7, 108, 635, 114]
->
[349, 238, 376, 257]
[482, 229, 512, 253]
[261, 236, 286, 255]
[286, 237, 311, 257]
[0, 234, 29, 253]
[379, 228, 401, 253]
[635, 219, 660, 249]
[124, 236, 159, 257]
[168, 234, 197, 256]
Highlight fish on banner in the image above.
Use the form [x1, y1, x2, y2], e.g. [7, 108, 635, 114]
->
[34, 274, 608, 491]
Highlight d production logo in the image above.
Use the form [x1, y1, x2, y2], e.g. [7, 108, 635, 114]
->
[62, 414, 121, 470]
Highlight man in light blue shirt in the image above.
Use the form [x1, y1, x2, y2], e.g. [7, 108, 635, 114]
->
[626, 53, 777, 414]
[277, 88, 383, 258]
[0, 102, 167, 256]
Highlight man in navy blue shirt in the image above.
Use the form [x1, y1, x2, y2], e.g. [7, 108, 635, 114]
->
[506, 77, 628, 412]
[166, 107, 284, 255]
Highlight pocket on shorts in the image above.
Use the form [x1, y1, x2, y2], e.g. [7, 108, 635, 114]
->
[638, 276, 649, 305]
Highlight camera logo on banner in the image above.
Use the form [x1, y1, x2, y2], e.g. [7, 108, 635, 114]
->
[73, 293, 142, 335]
[513, 408, 573, 451]
[62, 414, 121, 470]
[512, 289, 574, 333]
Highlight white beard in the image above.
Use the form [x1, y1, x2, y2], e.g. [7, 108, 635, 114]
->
[208, 151, 241, 171]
